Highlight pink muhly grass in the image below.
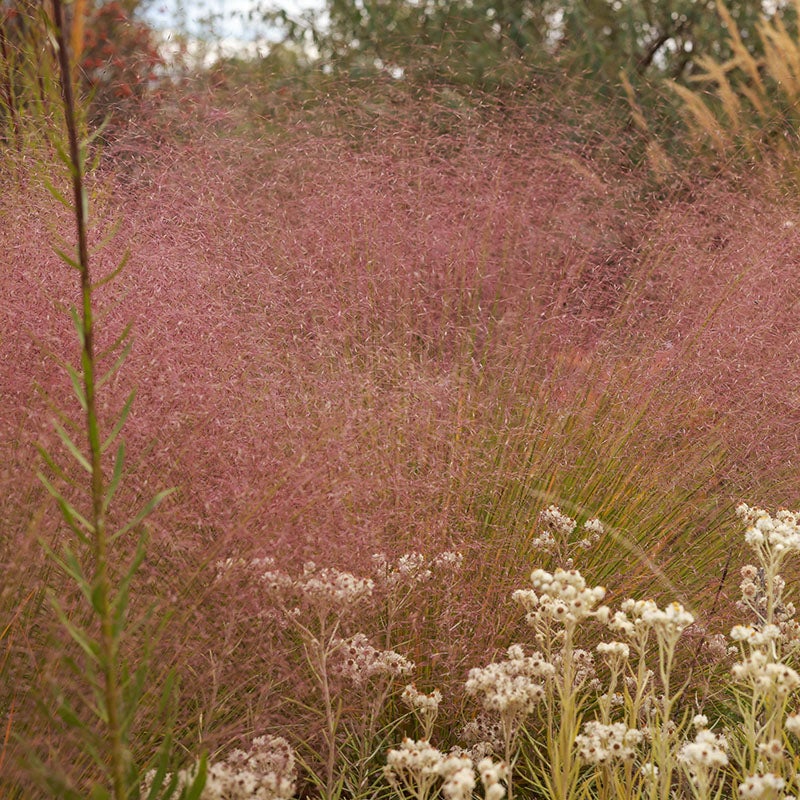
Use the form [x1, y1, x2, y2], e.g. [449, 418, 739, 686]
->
[2, 84, 800, 786]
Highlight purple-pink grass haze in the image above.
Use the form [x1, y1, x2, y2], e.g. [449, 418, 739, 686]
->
[3, 88, 800, 786]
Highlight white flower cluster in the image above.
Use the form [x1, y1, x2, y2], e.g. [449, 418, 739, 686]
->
[730, 623, 783, 646]
[295, 562, 374, 606]
[402, 684, 443, 715]
[402, 684, 442, 739]
[731, 650, 800, 697]
[738, 772, 786, 799]
[737, 563, 797, 629]
[372, 552, 432, 588]
[757, 739, 784, 760]
[384, 738, 444, 799]
[331, 632, 414, 685]
[371, 551, 464, 589]
[256, 561, 373, 612]
[737, 503, 800, 555]
[786, 712, 800, 736]
[143, 736, 296, 800]
[384, 739, 505, 800]
[639, 763, 659, 783]
[609, 599, 694, 644]
[539, 505, 577, 537]
[439, 755, 476, 800]
[530, 506, 604, 555]
[550, 647, 598, 690]
[513, 568, 609, 626]
[677, 728, 729, 773]
[477, 757, 508, 800]
[575, 721, 642, 765]
[465, 645, 555, 718]
[433, 551, 464, 569]
[596, 640, 630, 664]
[461, 716, 503, 754]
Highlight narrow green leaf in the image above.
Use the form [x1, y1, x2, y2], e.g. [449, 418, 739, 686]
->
[104, 441, 126, 511]
[120, 662, 149, 738]
[87, 144, 103, 174]
[87, 114, 111, 146]
[69, 305, 86, 344]
[53, 138, 73, 171]
[43, 176, 71, 208]
[60, 547, 93, 604]
[181, 755, 207, 800]
[90, 580, 105, 616]
[89, 218, 122, 256]
[111, 488, 177, 543]
[37, 472, 94, 541]
[90, 685, 109, 725]
[53, 246, 83, 271]
[59, 653, 101, 693]
[97, 320, 132, 363]
[112, 536, 147, 639]
[102, 390, 136, 454]
[81, 737, 108, 774]
[97, 336, 133, 389]
[49, 594, 101, 664]
[36, 442, 78, 489]
[53, 420, 92, 473]
[93, 249, 130, 291]
[89, 785, 111, 800]
[65, 363, 88, 412]
[143, 737, 175, 800]
[56, 700, 85, 730]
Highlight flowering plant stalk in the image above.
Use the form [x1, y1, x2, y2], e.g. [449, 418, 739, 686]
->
[250, 558, 415, 799]
[726, 504, 800, 799]
[30, 4, 205, 797]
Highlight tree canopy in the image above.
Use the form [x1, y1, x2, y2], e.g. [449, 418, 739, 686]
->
[260, 0, 793, 87]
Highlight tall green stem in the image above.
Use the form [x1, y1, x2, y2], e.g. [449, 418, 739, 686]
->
[50, 3, 126, 797]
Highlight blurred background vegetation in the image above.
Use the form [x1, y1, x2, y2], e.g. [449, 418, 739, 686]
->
[4, 0, 800, 140]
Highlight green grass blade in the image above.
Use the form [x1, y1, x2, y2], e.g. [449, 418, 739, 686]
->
[53, 420, 92, 473]
[180, 755, 207, 800]
[93, 250, 130, 291]
[112, 535, 147, 639]
[111, 488, 177, 543]
[90, 219, 122, 257]
[102, 390, 135, 454]
[104, 442, 126, 512]
[53, 246, 83, 271]
[37, 472, 94, 541]
[97, 320, 132, 363]
[48, 593, 102, 664]
[43, 175, 71, 208]
[142, 736, 177, 800]
[36, 442, 79, 488]
[65, 363, 88, 412]
[97, 336, 133, 390]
